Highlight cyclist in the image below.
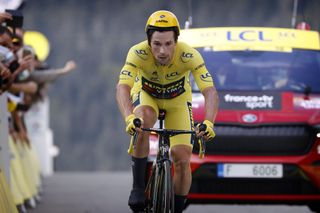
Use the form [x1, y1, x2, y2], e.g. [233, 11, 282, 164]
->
[116, 10, 219, 212]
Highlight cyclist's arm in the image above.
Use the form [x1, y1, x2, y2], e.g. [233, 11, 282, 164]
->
[116, 46, 140, 119]
[202, 86, 219, 122]
[190, 50, 219, 122]
[116, 83, 134, 119]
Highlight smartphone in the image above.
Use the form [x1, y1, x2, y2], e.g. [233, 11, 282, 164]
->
[23, 48, 32, 57]
[5, 9, 23, 28]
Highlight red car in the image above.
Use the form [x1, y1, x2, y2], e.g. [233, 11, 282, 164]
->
[148, 27, 320, 212]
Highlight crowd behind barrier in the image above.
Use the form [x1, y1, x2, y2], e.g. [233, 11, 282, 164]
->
[0, 9, 76, 213]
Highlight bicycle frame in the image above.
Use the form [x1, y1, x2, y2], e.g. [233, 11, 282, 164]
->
[143, 119, 176, 213]
[132, 118, 206, 213]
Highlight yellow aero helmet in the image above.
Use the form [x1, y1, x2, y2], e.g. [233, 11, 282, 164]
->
[145, 10, 180, 35]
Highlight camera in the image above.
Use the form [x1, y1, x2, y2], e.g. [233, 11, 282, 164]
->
[4, 9, 24, 29]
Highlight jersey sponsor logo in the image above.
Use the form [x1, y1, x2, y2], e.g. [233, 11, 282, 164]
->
[132, 92, 140, 107]
[150, 71, 160, 82]
[180, 52, 193, 63]
[200, 72, 213, 82]
[125, 62, 137, 68]
[120, 70, 133, 77]
[141, 76, 186, 99]
[187, 101, 195, 145]
[187, 101, 194, 129]
[194, 63, 205, 71]
[120, 70, 133, 81]
[135, 49, 148, 60]
[165, 71, 180, 80]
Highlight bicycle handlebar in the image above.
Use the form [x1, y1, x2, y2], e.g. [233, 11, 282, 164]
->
[133, 118, 207, 133]
[132, 118, 207, 159]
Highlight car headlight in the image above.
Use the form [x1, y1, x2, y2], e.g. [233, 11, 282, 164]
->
[313, 125, 320, 155]
[314, 125, 320, 138]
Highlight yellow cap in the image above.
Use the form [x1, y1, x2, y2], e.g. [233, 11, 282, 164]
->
[145, 10, 180, 35]
[24, 31, 50, 61]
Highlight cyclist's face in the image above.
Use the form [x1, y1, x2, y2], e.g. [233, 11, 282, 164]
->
[150, 31, 176, 66]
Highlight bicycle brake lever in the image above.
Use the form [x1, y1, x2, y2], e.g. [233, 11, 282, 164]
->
[201, 137, 206, 158]
[198, 123, 207, 132]
[198, 137, 206, 159]
[133, 131, 139, 149]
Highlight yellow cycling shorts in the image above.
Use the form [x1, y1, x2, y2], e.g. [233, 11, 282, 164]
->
[132, 90, 195, 149]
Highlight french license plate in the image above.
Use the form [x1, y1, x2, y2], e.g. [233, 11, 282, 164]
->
[217, 163, 283, 178]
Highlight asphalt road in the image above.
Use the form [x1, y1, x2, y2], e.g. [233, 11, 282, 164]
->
[29, 172, 313, 213]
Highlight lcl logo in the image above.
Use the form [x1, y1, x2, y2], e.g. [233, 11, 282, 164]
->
[227, 31, 272, 42]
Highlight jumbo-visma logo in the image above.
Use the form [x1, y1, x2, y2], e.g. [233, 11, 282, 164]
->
[200, 73, 212, 82]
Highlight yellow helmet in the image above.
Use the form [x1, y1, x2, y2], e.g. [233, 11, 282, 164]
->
[145, 10, 180, 36]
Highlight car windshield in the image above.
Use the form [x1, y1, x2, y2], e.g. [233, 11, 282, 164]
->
[192, 48, 320, 93]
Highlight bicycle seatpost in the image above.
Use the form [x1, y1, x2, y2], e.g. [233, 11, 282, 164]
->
[158, 110, 166, 129]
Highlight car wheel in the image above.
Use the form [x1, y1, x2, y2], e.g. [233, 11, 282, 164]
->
[309, 204, 320, 213]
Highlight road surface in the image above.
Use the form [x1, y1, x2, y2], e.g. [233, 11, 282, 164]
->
[29, 172, 313, 213]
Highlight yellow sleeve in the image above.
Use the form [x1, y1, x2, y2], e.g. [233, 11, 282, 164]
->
[190, 49, 214, 92]
[118, 46, 140, 88]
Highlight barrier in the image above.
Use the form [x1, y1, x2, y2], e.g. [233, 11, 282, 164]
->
[0, 94, 9, 180]
[0, 94, 18, 213]
[24, 97, 58, 177]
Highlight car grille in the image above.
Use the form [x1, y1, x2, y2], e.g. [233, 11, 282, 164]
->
[192, 124, 316, 156]
[190, 164, 320, 195]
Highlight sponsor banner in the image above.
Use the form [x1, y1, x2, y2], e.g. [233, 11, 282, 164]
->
[220, 91, 281, 110]
[293, 95, 320, 110]
[180, 27, 320, 51]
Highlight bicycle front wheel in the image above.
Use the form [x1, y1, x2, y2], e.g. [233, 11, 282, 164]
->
[155, 160, 173, 213]
[163, 160, 174, 213]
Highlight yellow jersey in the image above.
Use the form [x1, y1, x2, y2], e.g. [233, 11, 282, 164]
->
[119, 40, 214, 99]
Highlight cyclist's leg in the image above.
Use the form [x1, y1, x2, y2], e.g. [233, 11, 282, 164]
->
[164, 98, 194, 212]
[128, 91, 158, 211]
[170, 145, 192, 213]
[131, 90, 159, 157]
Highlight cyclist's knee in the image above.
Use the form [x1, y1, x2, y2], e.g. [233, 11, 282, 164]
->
[134, 106, 157, 127]
[173, 158, 190, 173]
[171, 145, 192, 172]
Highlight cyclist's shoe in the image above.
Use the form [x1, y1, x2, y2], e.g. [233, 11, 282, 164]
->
[128, 188, 146, 212]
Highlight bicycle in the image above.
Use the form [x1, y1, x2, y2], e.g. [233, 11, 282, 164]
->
[132, 110, 206, 213]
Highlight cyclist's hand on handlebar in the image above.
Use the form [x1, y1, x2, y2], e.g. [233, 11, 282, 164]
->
[196, 120, 215, 141]
[125, 114, 143, 135]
